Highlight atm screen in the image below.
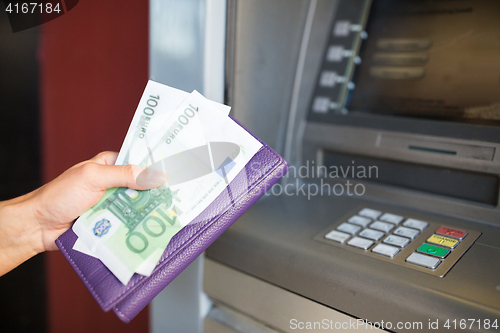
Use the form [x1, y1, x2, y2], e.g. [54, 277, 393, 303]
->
[309, 0, 500, 126]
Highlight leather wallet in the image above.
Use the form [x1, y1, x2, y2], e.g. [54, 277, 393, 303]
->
[56, 126, 288, 323]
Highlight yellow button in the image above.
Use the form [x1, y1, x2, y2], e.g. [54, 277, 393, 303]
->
[427, 235, 459, 249]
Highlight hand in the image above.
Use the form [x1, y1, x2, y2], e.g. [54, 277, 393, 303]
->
[0, 151, 166, 276]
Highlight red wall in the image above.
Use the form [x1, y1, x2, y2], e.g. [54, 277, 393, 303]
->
[40, 1, 149, 332]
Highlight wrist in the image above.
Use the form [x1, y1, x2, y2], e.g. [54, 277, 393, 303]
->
[0, 193, 44, 275]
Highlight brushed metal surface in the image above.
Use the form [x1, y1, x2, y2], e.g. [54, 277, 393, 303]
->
[204, 258, 383, 333]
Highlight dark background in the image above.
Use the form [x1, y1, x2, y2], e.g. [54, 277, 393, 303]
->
[0, 0, 150, 332]
[0, 9, 45, 333]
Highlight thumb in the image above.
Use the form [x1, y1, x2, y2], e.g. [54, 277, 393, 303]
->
[86, 163, 167, 191]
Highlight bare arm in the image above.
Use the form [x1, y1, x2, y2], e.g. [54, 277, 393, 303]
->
[0, 151, 166, 276]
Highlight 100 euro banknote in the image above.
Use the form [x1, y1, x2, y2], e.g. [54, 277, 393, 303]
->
[72, 185, 183, 284]
[115, 81, 230, 166]
[72, 83, 262, 284]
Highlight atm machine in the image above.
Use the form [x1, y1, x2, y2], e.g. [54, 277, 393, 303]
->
[203, 0, 500, 332]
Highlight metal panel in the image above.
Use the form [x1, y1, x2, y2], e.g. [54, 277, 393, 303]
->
[204, 258, 383, 332]
[205, 304, 283, 333]
[149, 0, 206, 93]
[214, 1, 500, 332]
[303, 123, 500, 174]
[206, 195, 500, 332]
[229, 0, 310, 155]
[149, 1, 226, 332]
[204, 316, 240, 333]
[301, 123, 500, 225]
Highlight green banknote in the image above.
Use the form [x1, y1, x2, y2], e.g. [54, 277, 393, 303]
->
[73, 185, 183, 284]
[72, 82, 262, 285]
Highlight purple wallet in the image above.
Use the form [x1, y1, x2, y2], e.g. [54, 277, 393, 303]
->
[56, 131, 288, 323]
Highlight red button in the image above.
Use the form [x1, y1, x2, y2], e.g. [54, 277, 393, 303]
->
[436, 226, 467, 240]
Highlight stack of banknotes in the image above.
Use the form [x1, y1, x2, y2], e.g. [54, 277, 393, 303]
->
[72, 81, 262, 284]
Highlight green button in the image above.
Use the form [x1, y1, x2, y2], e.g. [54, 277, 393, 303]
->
[417, 243, 449, 258]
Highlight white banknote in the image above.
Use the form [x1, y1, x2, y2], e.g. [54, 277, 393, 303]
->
[72, 82, 261, 284]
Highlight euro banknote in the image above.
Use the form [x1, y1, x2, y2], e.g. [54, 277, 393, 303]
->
[72, 82, 262, 284]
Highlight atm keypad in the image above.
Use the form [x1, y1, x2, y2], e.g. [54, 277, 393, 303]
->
[314, 207, 481, 277]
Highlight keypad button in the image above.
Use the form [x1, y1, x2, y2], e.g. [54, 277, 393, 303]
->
[379, 213, 404, 224]
[359, 228, 385, 241]
[393, 226, 420, 239]
[406, 253, 441, 269]
[326, 45, 344, 62]
[358, 208, 382, 220]
[325, 230, 351, 243]
[403, 219, 429, 231]
[417, 243, 450, 258]
[383, 235, 410, 248]
[337, 223, 361, 235]
[372, 244, 400, 258]
[334, 21, 351, 37]
[427, 234, 459, 249]
[348, 215, 372, 227]
[347, 237, 374, 250]
[436, 226, 467, 240]
[370, 221, 394, 233]
[312, 97, 330, 113]
[319, 71, 338, 87]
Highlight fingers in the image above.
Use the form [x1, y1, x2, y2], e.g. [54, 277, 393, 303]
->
[81, 163, 167, 191]
[90, 151, 119, 165]
[79, 151, 167, 191]
[135, 167, 169, 189]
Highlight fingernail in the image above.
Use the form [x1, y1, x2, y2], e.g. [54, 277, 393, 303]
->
[136, 167, 167, 188]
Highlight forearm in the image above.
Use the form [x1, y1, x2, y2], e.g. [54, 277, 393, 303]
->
[0, 192, 44, 276]
[0, 151, 166, 276]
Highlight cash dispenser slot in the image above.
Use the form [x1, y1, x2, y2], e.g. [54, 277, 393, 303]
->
[323, 151, 499, 206]
[379, 134, 496, 161]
